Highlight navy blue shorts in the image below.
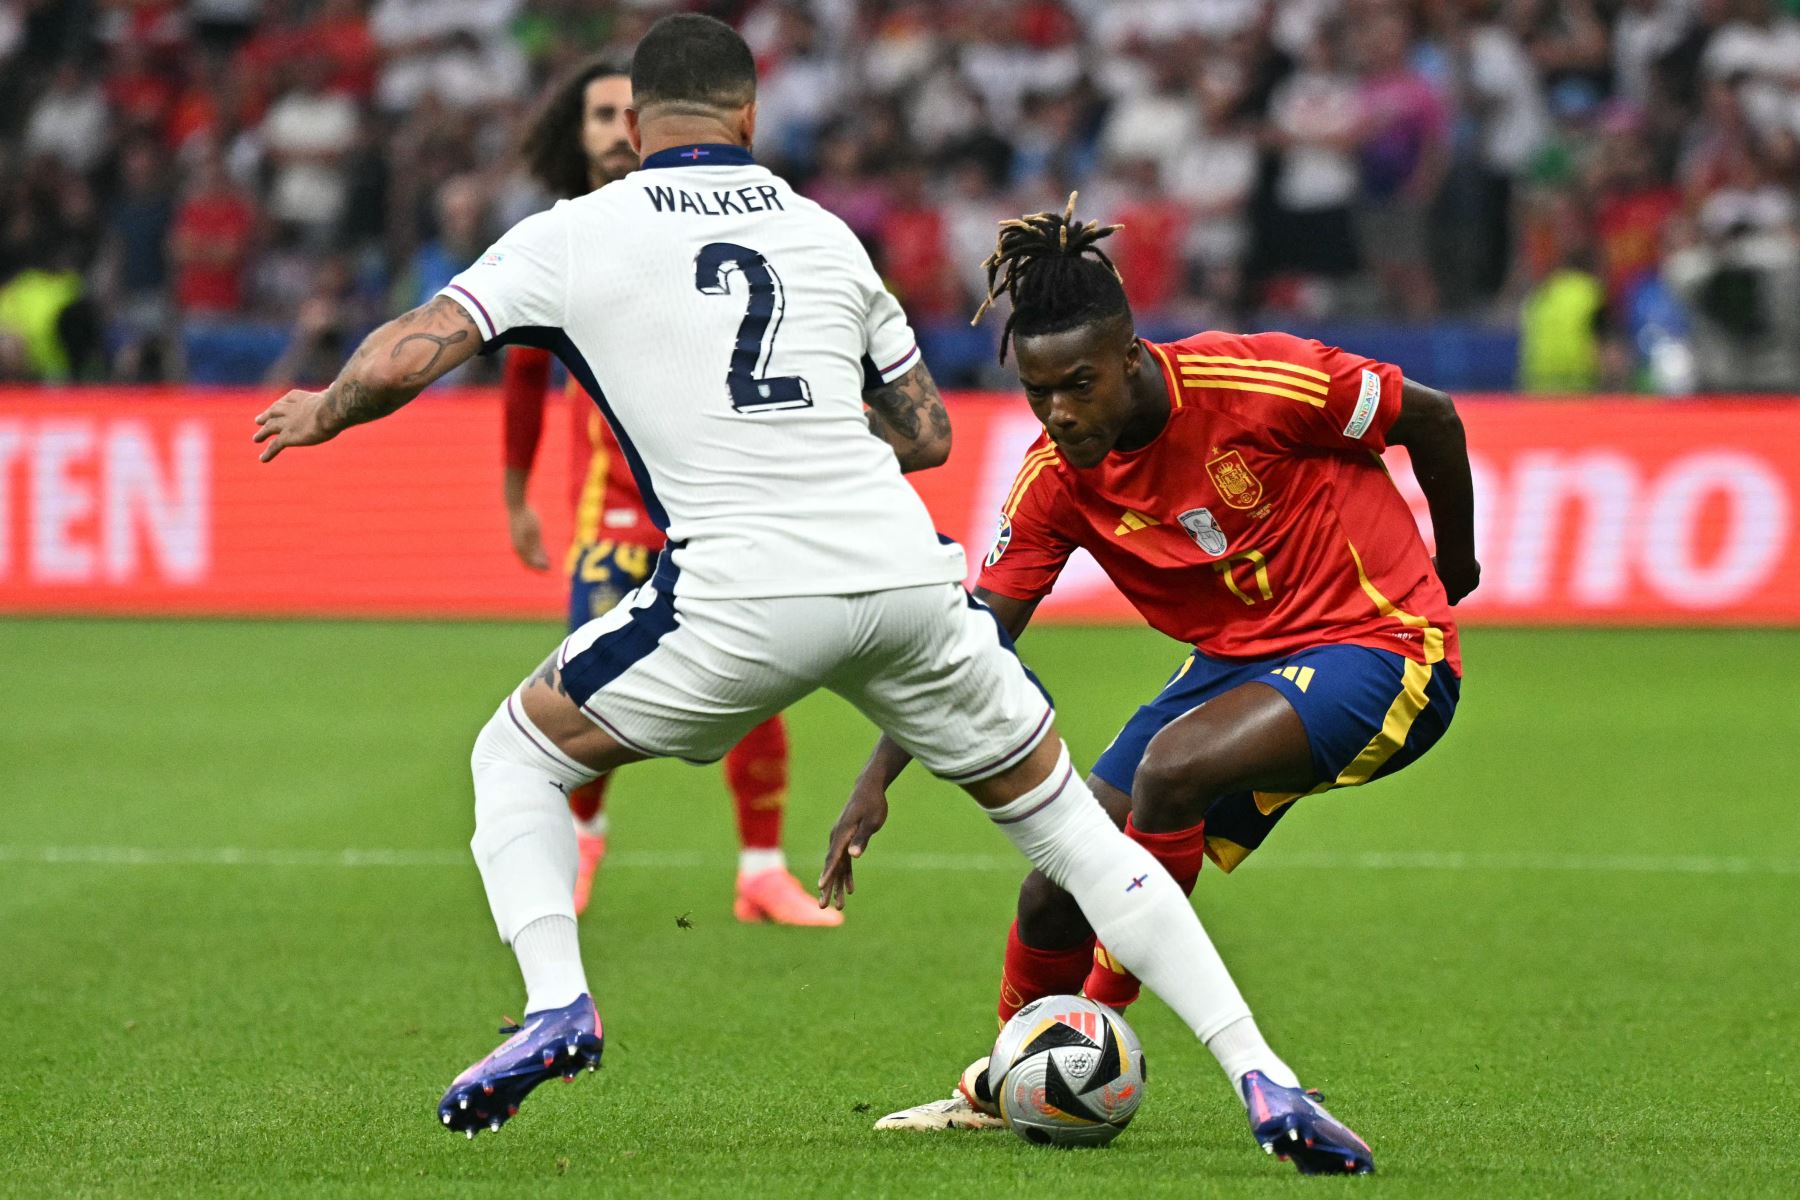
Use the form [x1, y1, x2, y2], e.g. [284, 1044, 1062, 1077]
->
[565, 539, 659, 632]
[1090, 643, 1460, 871]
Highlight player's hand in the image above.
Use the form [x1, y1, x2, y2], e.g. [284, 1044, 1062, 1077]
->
[508, 502, 550, 571]
[817, 779, 888, 911]
[1434, 554, 1481, 605]
[253, 390, 337, 462]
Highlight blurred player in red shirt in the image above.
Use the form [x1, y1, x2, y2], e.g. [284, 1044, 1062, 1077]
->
[826, 198, 1478, 1172]
[500, 58, 832, 926]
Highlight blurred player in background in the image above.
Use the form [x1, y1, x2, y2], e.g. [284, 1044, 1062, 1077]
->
[500, 58, 828, 926]
[824, 198, 1479, 1174]
[257, 15, 1338, 1150]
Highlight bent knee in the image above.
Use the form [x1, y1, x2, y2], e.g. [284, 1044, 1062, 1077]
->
[1131, 734, 1228, 824]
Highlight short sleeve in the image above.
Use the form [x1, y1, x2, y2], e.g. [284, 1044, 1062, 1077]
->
[850, 239, 920, 385]
[1234, 331, 1405, 453]
[438, 205, 569, 343]
[976, 445, 1076, 602]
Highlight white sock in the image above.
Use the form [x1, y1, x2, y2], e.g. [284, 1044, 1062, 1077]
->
[985, 744, 1295, 1089]
[574, 809, 609, 839]
[470, 693, 598, 1004]
[512, 915, 589, 1013]
[738, 847, 786, 877]
[1207, 1015, 1299, 1093]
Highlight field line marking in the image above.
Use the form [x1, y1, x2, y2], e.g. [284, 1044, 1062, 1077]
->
[0, 845, 1795, 876]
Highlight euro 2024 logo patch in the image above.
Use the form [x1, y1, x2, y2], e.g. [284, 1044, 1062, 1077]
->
[985, 514, 1013, 567]
[1205, 449, 1263, 510]
[1177, 507, 1229, 556]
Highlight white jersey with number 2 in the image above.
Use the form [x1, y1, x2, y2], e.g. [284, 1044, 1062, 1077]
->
[439, 142, 964, 600]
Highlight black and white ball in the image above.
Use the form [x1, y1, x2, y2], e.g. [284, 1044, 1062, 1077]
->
[987, 995, 1147, 1147]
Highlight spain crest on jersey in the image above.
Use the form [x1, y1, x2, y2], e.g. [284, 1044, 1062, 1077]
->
[1206, 449, 1263, 510]
[1177, 507, 1229, 556]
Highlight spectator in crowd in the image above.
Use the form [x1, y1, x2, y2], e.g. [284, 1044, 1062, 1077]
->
[1592, 108, 1683, 317]
[261, 55, 360, 243]
[0, 0, 1793, 390]
[1103, 156, 1192, 316]
[1353, 6, 1451, 320]
[1262, 26, 1362, 306]
[1613, 0, 1693, 109]
[264, 256, 358, 388]
[0, 239, 102, 383]
[1165, 64, 1258, 315]
[1518, 201, 1608, 393]
[803, 128, 890, 244]
[410, 173, 488, 306]
[1701, 0, 1800, 140]
[753, 5, 847, 172]
[169, 143, 258, 319]
[1663, 204, 1800, 391]
[102, 140, 177, 379]
[370, 0, 527, 113]
[1453, 0, 1551, 301]
[25, 61, 111, 175]
[877, 158, 962, 319]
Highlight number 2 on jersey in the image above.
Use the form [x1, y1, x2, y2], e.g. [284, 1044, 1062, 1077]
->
[693, 242, 813, 413]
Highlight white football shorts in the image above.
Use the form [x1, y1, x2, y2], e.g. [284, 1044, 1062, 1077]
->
[548, 555, 1053, 783]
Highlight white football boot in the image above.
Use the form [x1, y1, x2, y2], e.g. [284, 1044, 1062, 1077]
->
[872, 1057, 1006, 1131]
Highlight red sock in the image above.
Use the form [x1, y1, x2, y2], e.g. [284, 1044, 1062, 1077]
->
[998, 920, 1095, 1023]
[567, 776, 609, 828]
[1083, 817, 1207, 1012]
[724, 715, 788, 850]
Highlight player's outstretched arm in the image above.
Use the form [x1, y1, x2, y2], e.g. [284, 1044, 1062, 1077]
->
[1388, 378, 1480, 604]
[864, 360, 952, 473]
[253, 296, 482, 462]
[819, 588, 1041, 909]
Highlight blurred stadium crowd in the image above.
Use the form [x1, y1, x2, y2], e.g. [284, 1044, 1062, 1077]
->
[1, 0, 1797, 391]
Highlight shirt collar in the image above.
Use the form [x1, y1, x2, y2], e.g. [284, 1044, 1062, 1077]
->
[640, 143, 757, 170]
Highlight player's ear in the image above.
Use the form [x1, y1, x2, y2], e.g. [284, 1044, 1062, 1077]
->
[738, 100, 758, 149]
[1122, 333, 1143, 377]
[624, 107, 643, 154]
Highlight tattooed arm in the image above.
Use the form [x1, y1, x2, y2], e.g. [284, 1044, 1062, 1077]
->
[253, 295, 482, 462]
[863, 360, 952, 474]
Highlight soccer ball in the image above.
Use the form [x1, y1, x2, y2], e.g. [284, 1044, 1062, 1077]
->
[987, 995, 1146, 1147]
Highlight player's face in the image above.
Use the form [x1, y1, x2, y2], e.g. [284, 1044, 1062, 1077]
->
[582, 75, 637, 185]
[1014, 324, 1142, 469]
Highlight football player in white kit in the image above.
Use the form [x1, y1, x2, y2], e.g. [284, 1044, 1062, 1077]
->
[254, 13, 1313, 1149]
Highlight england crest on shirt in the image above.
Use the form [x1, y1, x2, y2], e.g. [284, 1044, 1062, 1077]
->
[1177, 507, 1228, 557]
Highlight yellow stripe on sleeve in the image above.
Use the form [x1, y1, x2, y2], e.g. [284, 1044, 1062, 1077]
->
[1000, 446, 1056, 515]
[1002, 448, 1060, 519]
[1176, 353, 1330, 382]
[1181, 378, 1328, 409]
[1180, 365, 1328, 396]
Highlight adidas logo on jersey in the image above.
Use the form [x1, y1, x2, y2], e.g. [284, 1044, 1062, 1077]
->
[1114, 510, 1160, 536]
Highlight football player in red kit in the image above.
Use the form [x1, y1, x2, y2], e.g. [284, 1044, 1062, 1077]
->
[501, 57, 834, 926]
[822, 198, 1478, 1173]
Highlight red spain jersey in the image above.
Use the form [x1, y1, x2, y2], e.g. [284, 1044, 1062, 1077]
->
[502, 347, 662, 548]
[978, 331, 1460, 674]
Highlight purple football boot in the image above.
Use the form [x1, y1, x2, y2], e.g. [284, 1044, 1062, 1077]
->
[1240, 1070, 1375, 1175]
[438, 994, 603, 1138]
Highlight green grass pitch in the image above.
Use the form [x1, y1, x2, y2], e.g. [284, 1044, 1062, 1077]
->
[3, 619, 1798, 1197]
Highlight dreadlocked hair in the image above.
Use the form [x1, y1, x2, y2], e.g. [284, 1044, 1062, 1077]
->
[972, 192, 1128, 363]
